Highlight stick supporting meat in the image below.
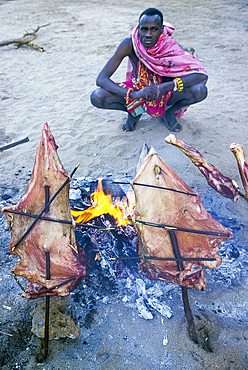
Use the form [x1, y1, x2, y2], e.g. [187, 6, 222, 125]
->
[4, 209, 116, 230]
[44, 185, 50, 358]
[110, 256, 216, 262]
[45, 251, 50, 358]
[108, 181, 197, 197]
[169, 230, 198, 344]
[230, 143, 248, 198]
[165, 134, 239, 202]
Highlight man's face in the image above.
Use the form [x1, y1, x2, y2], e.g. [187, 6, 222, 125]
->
[138, 14, 163, 48]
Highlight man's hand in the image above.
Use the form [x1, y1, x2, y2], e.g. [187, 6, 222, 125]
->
[132, 85, 160, 101]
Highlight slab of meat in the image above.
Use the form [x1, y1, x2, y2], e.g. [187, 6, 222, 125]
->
[131, 147, 232, 291]
[230, 143, 248, 198]
[165, 134, 239, 202]
[1, 123, 87, 299]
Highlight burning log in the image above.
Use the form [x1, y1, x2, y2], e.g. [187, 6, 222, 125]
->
[1, 123, 87, 299]
[230, 143, 248, 198]
[165, 134, 240, 202]
[131, 147, 232, 291]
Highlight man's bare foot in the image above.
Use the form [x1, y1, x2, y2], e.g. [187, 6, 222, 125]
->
[122, 113, 142, 132]
[162, 114, 182, 132]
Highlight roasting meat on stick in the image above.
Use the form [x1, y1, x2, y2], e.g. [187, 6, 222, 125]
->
[165, 134, 239, 202]
[131, 147, 232, 291]
[1, 123, 87, 299]
[230, 143, 248, 198]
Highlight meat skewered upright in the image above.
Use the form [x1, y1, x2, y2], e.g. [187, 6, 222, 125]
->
[2, 123, 87, 299]
[132, 147, 232, 291]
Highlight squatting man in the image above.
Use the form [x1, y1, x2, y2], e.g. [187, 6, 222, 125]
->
[91, 8, 208, 132]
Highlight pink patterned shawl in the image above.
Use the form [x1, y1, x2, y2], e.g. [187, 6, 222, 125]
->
[126, 23, 207, 80]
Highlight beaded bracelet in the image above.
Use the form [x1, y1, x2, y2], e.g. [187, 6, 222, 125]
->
[126, 88, 133, 101]
[174, 77, 184, 92]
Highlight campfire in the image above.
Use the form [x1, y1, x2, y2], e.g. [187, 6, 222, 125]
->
[2, 122, 248, 358]
[71, 178, 135, 227]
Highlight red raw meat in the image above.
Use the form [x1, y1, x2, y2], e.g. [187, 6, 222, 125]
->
[131, 147, 232, 291]
[1, 123, 86, 299]
[165, 134, 239, 202]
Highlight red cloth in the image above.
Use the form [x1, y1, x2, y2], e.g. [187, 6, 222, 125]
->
[127, 23, 207, 80]
[119, 60, 173, 117]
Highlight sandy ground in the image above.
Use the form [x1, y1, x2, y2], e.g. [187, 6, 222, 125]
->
[0, 0, 248, 369]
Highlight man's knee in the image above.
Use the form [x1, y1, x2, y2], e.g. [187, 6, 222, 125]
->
[90, 89, 104, 108]
[193, 82, 208, 103]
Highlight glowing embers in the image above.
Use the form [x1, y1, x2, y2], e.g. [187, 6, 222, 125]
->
[71, 178, 135, 227]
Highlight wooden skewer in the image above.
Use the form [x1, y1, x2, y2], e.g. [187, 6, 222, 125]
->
[168, 230, 198, 344]
[44, 250, 50, 358]
[27, 276, 77, 296]
[133, 219, 230, 237]
[44, 185, 50, 359]
[107, 181, 197, 197]
[4, 209, 116, 230]
[238, 190, 248, 202]
[108, 181, 248, 203]
[13, 274, 77, 296]
[110, 256, 216, 262]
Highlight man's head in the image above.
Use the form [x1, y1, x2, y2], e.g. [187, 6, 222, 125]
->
[138, 8, 164, 48]
[139, 8, 163, 26]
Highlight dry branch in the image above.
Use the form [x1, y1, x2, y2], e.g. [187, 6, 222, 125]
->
[0, 25, 49, 52]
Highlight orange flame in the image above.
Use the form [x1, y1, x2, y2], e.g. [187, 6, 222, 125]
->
[71, 179, 135, 227]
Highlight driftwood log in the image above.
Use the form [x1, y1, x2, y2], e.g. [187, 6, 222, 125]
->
[0, 25, 49, 52]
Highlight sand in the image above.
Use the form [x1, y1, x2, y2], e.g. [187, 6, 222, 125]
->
[0, 0, 248, 369]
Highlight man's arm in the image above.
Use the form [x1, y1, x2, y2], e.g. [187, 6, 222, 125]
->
[96, 37, 134, 97]
[139, 73, 208, 102]
[96, 36, 207, 102]
[96, 37, 173, 101]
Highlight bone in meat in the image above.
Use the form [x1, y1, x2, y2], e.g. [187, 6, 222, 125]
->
[165, 134, 239, 202]
[1, 123, 87, 299]
[230, 143, 248, 198]
[131, 147, 232, 291]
